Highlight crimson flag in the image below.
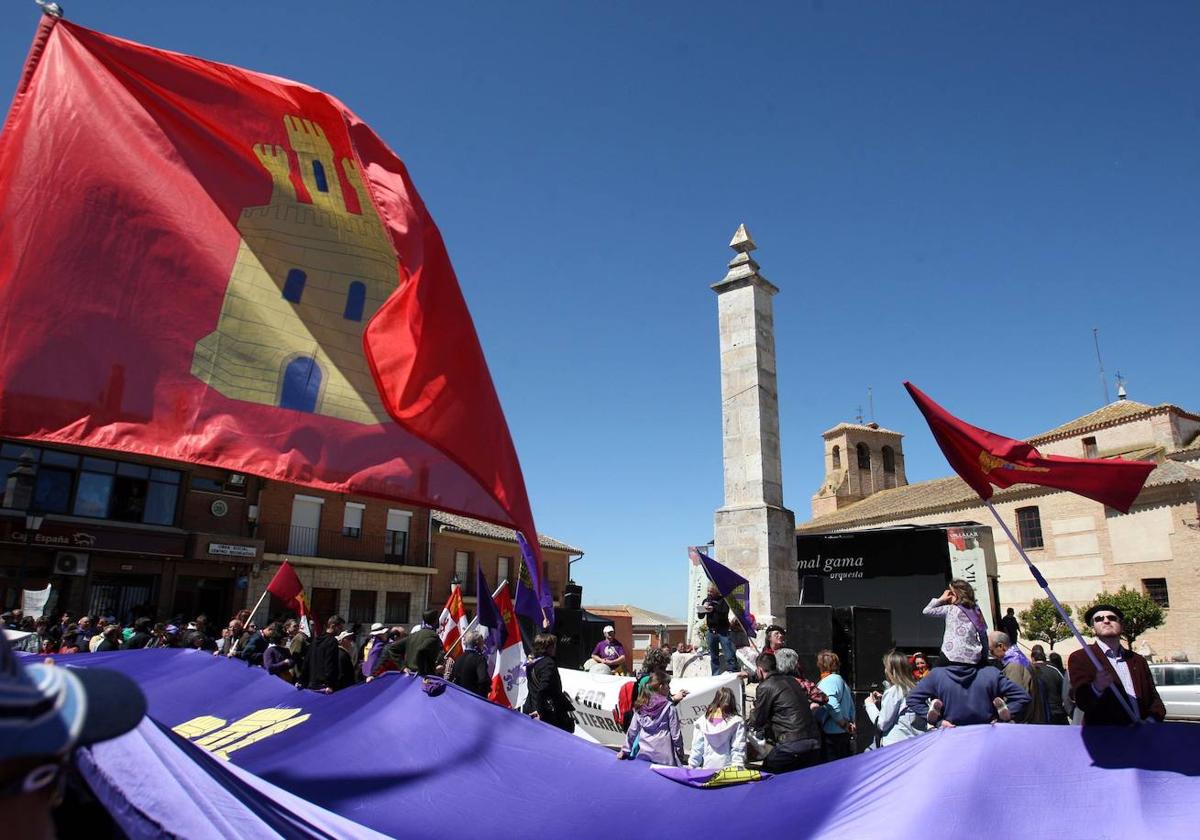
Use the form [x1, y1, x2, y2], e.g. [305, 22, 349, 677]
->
[904, 382, 1155, 513]
[0, 19, 541, 564]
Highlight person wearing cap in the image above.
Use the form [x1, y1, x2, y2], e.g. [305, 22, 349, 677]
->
[763, 625, 787, 655]
[334, 630, 359, 690]
[587, 626, 627, 675]
[1068, 604, 1165, 726]
[0, 630, 147, 838]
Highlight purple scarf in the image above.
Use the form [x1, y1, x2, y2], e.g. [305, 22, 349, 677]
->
[957, 605, 990, 660]
[1002, 644, 1031, 669]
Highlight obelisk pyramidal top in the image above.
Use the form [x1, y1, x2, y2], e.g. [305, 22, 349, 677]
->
[711, 224, 798, 630]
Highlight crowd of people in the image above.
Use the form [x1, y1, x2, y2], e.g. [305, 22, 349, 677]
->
[3, 575, 1166, 778]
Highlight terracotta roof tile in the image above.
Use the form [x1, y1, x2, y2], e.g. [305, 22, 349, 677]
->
[797, 459, 1197, 533]
[1027, 400, 1173, 444]
[584, 604, 687, 626]
[431, 511, 583, 555]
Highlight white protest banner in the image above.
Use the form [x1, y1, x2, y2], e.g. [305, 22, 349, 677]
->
[22, 584, 51, 617]
[560, 669, 743, 750]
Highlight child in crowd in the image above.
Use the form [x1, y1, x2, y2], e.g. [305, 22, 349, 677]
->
[865, 650, 924, 746]
[923, 579, 988, 664]
[618, 671, 684, 765]
[688, 686, 746, 769]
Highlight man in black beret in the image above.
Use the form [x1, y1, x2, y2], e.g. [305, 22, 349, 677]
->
[1067, 603, 1165, 725]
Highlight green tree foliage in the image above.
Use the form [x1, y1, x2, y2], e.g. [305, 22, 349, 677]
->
[1017, 598, 1074, 650]
[1079, 587, 1166, 645]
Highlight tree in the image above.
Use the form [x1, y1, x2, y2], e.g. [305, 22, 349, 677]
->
[1079, 587, 1166, 646]
[1017, 598, 1074, 650]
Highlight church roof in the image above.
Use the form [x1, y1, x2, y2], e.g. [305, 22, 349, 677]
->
[822, 422, 903, 437]
[797, 459, 1200, 533]
[1027, 400, 1197, 444]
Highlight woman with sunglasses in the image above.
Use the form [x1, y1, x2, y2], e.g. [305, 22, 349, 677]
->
[1066, 604, 1166, 726]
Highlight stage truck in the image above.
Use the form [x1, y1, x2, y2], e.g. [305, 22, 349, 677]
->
[794, 522, 1001, 654]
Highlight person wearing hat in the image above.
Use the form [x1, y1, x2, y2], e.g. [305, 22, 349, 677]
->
[334, 629, 360, 690]
[587, 626, 627, 675]
[0, 631, 146, 837]
[1067, 604, 1165, 726]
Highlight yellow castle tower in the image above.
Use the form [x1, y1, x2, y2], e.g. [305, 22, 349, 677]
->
[192, 115, 399, 425]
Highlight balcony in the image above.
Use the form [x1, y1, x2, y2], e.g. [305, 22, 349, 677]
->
[259, 523, 424, 567]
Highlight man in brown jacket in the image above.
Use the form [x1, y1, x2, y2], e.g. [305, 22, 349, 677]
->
[1068, 603, 1166, 725]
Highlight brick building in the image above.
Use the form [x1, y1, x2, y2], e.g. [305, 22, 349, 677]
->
[244, 493, 582, 629]
[798, 396, 1200, 662]
[1, 439, 263, 621]
[2, 437, 584, 630]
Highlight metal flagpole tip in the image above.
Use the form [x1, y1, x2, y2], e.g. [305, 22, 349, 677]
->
[36, 1, 64, 18]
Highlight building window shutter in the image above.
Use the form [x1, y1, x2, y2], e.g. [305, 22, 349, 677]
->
[343, 503, 364, 538]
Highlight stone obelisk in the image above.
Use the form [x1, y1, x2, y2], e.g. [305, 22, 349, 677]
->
[711, 224, 797, 629]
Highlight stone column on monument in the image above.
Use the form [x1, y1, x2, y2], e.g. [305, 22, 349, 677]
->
[711, 224, 798, 631]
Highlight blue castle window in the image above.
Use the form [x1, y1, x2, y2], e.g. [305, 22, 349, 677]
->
[282, 269, 306, 303]
[312, 160, 329, 193]
[344, 281, 366, 321]
[280, 356, 322, 413]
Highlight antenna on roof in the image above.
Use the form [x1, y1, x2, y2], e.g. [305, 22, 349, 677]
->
[868, 386, 875, 423]
[855, 405, 864, 425]
[1115, 371, 1127, 401]
[1092, 328, 1110, 404]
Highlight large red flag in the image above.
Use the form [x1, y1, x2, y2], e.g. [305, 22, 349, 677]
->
[0, 18, 541, 564]
[904, 382, 1155, 513]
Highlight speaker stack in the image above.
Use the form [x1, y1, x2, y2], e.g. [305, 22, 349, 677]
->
[784, 604, 834, 682]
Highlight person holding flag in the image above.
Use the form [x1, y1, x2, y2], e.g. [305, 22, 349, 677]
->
[691, 548, 757, 674]
[904, 381, 1156, 724]
[256, 561, 313, 637]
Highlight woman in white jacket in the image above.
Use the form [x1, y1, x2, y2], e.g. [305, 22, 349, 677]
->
[689, 687, 746, 769]
[864, 650, 924, 746]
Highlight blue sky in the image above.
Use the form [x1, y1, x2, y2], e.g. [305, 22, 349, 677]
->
[2, 2, 1197, 618]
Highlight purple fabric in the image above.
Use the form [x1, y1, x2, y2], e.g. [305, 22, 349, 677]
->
[66, 650, 1200, 839]
[361, 636, 384, 679]
[77, 717, 387, 839]
[592, 640, 625, 660]
[516, 531, 554, 631]
[697, 551, 756, 635]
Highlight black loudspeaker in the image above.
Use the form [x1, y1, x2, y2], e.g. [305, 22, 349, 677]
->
[832, 606, 892, 690]
[562, 582, 582, 611]
[785, 605, 834, 682]
[799, 575, 825, 605]
[552, 607, 607, 671]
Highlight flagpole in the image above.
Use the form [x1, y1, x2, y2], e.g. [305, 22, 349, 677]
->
[246, 587, 270, 627]
[983, 501, 1140, 724]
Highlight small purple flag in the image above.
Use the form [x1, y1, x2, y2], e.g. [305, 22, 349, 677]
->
[516, 531, 554, 631]
[696, 551, 756, 635]
[475, 564, 506, 658]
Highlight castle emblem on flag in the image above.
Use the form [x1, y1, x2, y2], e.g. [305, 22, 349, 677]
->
[191, 116, 400, 425]
[978, 451, 1051, 475]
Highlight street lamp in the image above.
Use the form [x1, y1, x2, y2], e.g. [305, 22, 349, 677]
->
[16, 510, 44, 610]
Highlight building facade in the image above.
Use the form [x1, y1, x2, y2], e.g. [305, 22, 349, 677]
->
[798, 398, 1200, 662]
[2, 438, 583, 631]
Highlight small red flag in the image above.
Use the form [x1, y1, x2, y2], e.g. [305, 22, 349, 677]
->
[904, 382, 1155, 513]
[266, 561, 306, 612]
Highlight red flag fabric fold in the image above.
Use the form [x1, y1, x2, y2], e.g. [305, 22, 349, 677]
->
[904, 382, 1155, 513]
[0, 19, 541, 565]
